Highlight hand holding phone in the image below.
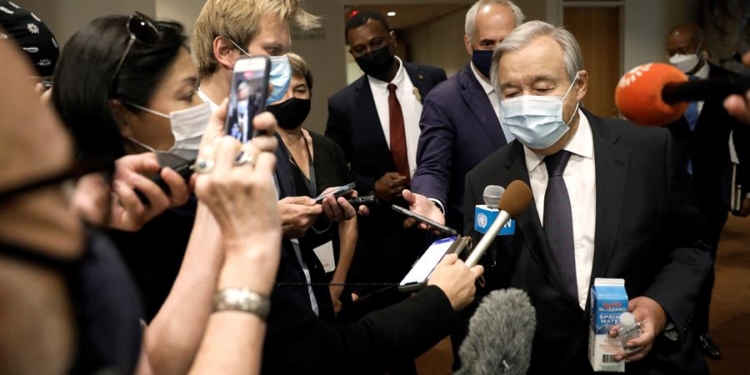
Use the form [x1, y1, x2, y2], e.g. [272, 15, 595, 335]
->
[391, 205, 458, 236]
[225, 56, 270, 142]
[136, 153, 194, 204]
[314, 182, 356, 204]
[398, 236, 471, 292]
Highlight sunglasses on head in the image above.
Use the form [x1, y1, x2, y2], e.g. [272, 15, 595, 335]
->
[109, 11, 162, 96]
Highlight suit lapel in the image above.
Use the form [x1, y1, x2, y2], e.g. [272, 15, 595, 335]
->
[459, 66, 507, 148]
[588, 112, 630, 289]
[502, 142, 577, 308]
[354, 77, 394, 165]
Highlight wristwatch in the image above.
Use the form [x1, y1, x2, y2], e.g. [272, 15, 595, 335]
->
[213, 288, 271, 320]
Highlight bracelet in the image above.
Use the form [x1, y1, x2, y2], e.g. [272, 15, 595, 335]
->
[213, 288, 271, 321]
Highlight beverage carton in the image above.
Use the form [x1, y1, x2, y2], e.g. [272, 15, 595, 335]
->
[589, 278, 629, 372]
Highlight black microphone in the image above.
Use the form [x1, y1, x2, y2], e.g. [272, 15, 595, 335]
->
[661, 74, 749, 104]
[455, 288, 536, 375]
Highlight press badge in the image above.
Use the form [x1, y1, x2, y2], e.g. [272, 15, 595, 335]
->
[313, 241, 336, 273]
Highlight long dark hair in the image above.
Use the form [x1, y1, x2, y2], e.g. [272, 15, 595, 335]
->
[52, 15, 187, 162]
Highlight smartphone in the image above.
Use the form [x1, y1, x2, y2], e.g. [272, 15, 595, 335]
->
[314, 182, 356, 204]
[391, 205, 458, 236]
[347, 195, 378, 207]
[136, 152, 195, 204]
[399, 236, 459, 292]
[225, 56, 270, 142]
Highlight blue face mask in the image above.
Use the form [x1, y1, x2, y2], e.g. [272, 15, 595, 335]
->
[500, 73, 580, 150]
[472, 49, 493, 78]
[229, 40, 292, 106]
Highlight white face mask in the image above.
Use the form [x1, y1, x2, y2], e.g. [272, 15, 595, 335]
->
[126, 102, 211, 160]
[669, 42, 702, 74]
[500, 73, 580, 150]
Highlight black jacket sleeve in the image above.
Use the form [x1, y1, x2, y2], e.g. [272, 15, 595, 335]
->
[262, 285, 456, 375]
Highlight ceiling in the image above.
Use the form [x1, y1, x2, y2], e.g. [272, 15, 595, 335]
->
[343, 4, 469, 30]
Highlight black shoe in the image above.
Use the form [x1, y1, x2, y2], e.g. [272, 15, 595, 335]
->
[697, 334, 722, 360]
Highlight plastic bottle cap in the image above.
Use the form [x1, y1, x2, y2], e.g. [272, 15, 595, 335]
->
[619, 312, 636, 326]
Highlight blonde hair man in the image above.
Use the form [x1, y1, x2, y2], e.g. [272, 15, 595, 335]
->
[194, 0, 319, 108]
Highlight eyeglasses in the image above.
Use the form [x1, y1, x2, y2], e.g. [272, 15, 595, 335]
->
[110, 11, 162, 96]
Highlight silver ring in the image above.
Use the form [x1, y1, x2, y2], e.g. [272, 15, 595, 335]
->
[235, 153, 255, 167]
[194, 158, 215, 174]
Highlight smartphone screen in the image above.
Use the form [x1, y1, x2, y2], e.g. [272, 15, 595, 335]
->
[225, 56, 270, 142]
[399, 236, 458, 291]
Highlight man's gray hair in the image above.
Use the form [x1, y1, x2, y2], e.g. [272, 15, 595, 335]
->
[465, 0, 525, 37]
[491, 20, 584, 95]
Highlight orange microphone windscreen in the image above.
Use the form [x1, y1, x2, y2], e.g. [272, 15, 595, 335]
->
[615, 63, 689, 126]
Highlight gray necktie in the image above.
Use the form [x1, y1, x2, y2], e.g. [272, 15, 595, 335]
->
[543, 150, 578, 300]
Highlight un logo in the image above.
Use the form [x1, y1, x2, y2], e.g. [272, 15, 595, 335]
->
[477, 213, 488, 228]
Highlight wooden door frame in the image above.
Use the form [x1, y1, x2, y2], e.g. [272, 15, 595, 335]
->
[546, 0, 625, 77]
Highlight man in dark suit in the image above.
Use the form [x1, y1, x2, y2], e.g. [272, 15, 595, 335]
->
[461, 21, 712, 374]
[664, 22, 750, 360]
[325, 12, 446, 306]
[405, 0, 524, 233]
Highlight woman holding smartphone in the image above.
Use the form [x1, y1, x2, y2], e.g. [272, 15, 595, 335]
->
[266, 53, 358, 317]
[49, 13, 262, 374]
[52, 14, 208, 321]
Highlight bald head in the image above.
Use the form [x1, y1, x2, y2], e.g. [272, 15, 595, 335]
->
[666, 22, 705, 57]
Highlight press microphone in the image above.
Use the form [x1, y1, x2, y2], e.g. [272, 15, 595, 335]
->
[615, 62, 750, 126]
[465, 180, 532, 268]
[483, 185, 505, 209]
[475, 185, 516, 237]
[454, 288, 536, 375]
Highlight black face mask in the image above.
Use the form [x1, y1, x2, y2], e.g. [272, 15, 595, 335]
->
[355, 45, 395, 80]
[0, 227, 143, 374]
[472, 49, 494, 79]
[266, 98, 311, 130]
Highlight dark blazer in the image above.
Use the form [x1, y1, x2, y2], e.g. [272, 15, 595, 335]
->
[666, 63, 750, 238]
[262, 285, 455, 374]
[325, 61, 447, 293]
[411, 64, 509, 232]
[326, 61, 447, 196]
[273, 136, 335, 322]
[462, 110, 712, 375]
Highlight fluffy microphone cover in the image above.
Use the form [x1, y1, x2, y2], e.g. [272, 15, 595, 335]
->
[498, 180, 532, 218]
[455, 289, 536, 375]
[615, 63, 689, 126]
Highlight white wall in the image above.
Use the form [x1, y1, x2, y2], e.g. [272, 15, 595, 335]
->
[155, 0, 204, 36]
[623, 0, 700, 71]
[405, 5, 471, 77]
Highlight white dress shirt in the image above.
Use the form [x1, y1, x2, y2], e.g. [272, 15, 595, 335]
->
[368, 56, 422, 178]
[470, 63, 515, 143]
[199, 87, 320, 315]
[523, 110, 596, 310]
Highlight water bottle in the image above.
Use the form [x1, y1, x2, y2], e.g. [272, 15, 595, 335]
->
[618, 312, 642, 353]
